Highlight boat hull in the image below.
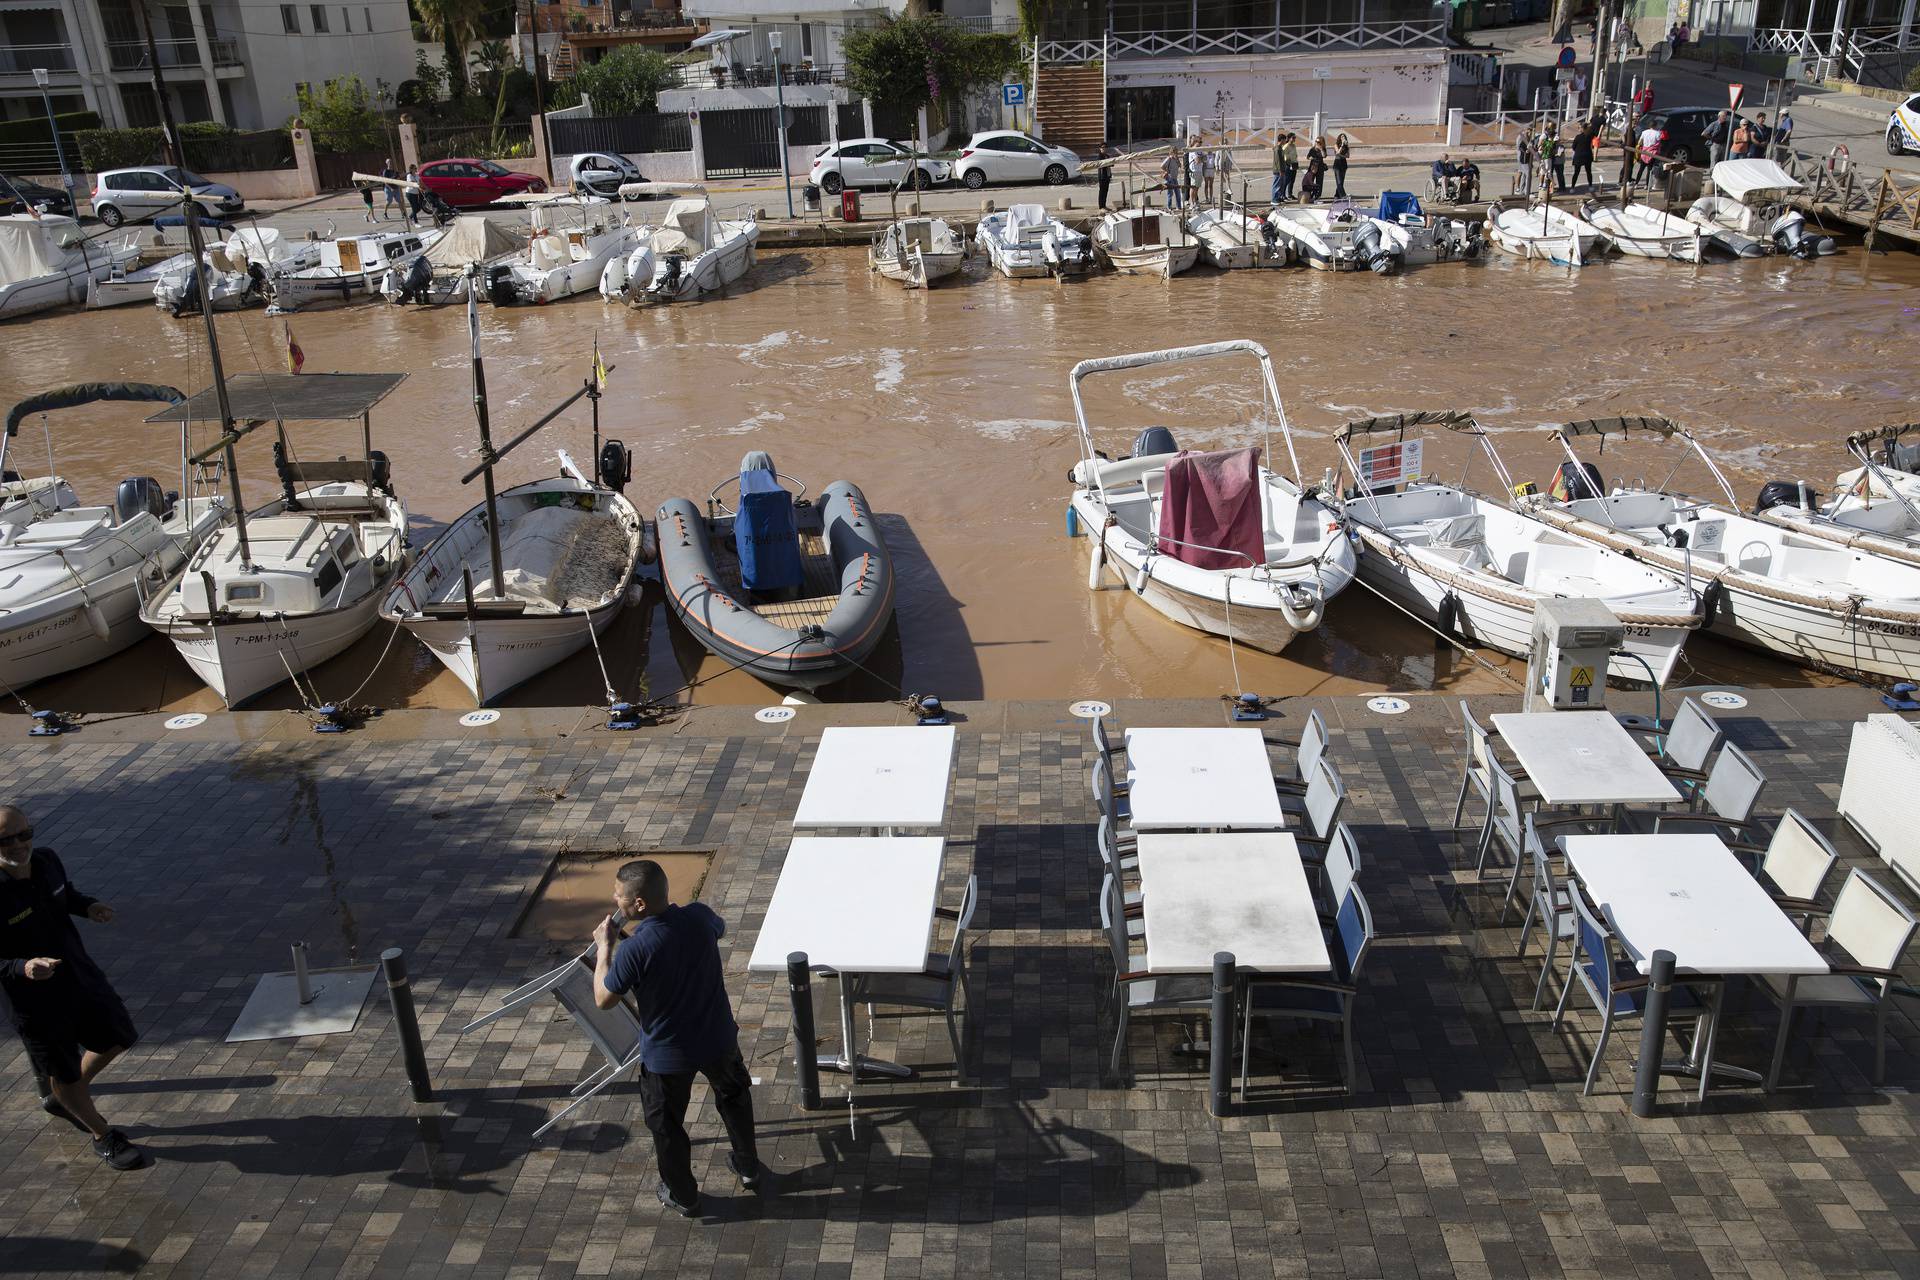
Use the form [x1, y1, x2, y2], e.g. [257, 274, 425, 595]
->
[0, 577, 149, 688]
[619, 224, 758, 305]
[152, 587, 391, 707]
[1096, 244, 1199, 277]
[873, 249, 965, 288]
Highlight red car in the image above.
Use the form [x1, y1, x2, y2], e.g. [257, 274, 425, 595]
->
[416, 158, 546, 208]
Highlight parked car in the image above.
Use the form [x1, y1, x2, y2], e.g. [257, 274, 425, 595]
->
[91, 165, 243, 227]
[0, 174, 74, 217]
[807, 138, 949, 194]
[950, 131, 1081, 189]
[1634, 107, 1759, 167]
[1887, 93, 1920, 154]
[416, 158, 547, 208]
[570, 151, 646, 198]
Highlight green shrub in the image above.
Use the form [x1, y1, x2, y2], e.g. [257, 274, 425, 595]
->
[294, 76, 384, 152]
[571, 46, 675, 116]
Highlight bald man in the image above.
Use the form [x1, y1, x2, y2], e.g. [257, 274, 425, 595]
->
[0, 805, 145, 1169]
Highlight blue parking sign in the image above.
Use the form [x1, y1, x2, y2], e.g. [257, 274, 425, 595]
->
[1002, 82, 1027, 106]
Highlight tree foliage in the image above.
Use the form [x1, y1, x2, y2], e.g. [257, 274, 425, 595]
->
[414, 0, 486, 98]
[842, 16, 1023, 120]
[294, 76, 385, 152]
[570, 47, 676, 117]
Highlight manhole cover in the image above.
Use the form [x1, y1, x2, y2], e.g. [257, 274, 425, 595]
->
[513, 850, 715, 942]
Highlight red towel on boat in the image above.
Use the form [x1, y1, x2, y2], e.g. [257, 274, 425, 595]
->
[1156, 447, 1265, 571]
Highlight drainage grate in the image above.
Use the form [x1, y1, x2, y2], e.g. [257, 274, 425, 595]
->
[512, 850, 715, 942]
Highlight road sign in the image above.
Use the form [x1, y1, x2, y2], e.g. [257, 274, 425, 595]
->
[1555, 67, 1578, 82]
[1729, 82, 1745, 110]
[1002, 82, 1026, 106]
[1557, 44, 1577, 67]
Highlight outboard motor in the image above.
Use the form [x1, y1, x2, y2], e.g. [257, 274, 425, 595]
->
[170, 264, 201, 318]
[597, 439, 632, 493]
[1755, 478, 1820, 513]
[1770, 209, 1836, 259]
[651, 253, 685, 299]
[1131, 426, 1179, 458]
[398, 254, 432, 305]
[368, 449, 393, 494]
[1351, 219, 1398, 275]
[1259, 217, 1282, 262]
[1548, 461, 1605, 503]
[244, 260, 268, 302]
[1460, 220, 1484, 260]
[485, 263, 517, 307]
[114, 477, 169, 523]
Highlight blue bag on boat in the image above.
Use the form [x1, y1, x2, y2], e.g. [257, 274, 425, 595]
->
[735, 457, 803, 594]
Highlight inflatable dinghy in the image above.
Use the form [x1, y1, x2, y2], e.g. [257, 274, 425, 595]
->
[657, 453, 895, 690]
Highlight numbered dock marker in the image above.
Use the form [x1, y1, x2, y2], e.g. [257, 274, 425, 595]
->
[1068, 700, 1113, 720]
[459, 710, 501, 727]
[1366, 696, 1410, 715]
[163, 713, 207, 731]
[756, 706, 798, 724]
[1699, 691, 1748, 710]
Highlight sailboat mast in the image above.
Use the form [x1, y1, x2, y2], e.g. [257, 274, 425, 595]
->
[465, 271, 508, 598]
[136, 0, 250, 569]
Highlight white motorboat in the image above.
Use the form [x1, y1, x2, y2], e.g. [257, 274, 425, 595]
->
[1485, 200, 1610, 266]
[1581, 198, 1708, 261]
[381, 290, 645, 705]
[1686, 159, 1834, 258]
[600, 183, 757, 305]
[1523, 415, 1920, 684]
[1092, 207, 1199, 277]
[869, 215, 968, 288]
[0, 214, 137, 320]
[152, 226, 320, 314]
[267, 227, 439, 312]
[0, 383, 226, 688]
[1373, 192, 1482, 265]
[976, 204, 1095, 278]
[88, 242, 192, 309]
[1066, 340, 1356, 656]
[1810, 423, 1920, 551]
[380, 215, 523, 305]
[1183, 206, 1283, 269]
[139, 373, 412, 707]
[1264, 202, 1400, 273]
[478, 194, 637, 305]
[1335, 411, 1702, 683]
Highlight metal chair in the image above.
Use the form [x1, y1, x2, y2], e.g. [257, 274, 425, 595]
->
[854, 874, 978, 1081]
[1101, 872, 1208, 1078]
[1730, 808, 1837, 929]
[1091, 753, 1131, 825]
[1098, 813, 1144, 935]
[1317, 822, 1361, 918]
[1240, 884, 1374, 1098]
[1454, 702, 1537, 857]
[1551, 891, 1711, 1096]
[1090, 715, 1124, 768]
[1514, 814, 1577, 1010]
[1636, 742, 1768, 840]
[1281, 757, 1345, 854]
[1759, 869, 1918, 1090]
[1621, 696, 1724, 807]
[1272, 709, 1329, 793]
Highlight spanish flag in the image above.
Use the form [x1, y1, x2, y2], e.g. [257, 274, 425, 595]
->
[284, 320, 304, 374]
[592, 337, 608, 393]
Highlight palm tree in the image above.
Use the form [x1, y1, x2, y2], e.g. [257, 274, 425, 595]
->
[470, 38, 511, 97]
[415, 0, 485, 99]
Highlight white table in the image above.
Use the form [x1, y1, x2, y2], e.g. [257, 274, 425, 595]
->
[1491, 711, 1682, 807]
[1135, 831, 1331, 974]
[792, 725, 956, 833]
[748, 836, 946, 1081]
[1563, 832, 1828, 1099]
[1124, 728, 1287, 831]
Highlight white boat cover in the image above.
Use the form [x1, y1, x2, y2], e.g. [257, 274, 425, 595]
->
[651, 200, 712, 255]
[225, 226, 288, 263]
[0, 214, 83, 280]
[421, 216, 522, 268]
[1005, 204, 1048, 241]
[1712, 159, 1799, 203]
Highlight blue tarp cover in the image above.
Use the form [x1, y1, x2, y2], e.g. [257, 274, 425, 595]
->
[736, 467, 802, 592]
[1377, 191, 1422, 222]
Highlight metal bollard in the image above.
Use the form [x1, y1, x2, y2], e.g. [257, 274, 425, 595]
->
[380, 947, 434, 1103]
[1631, 949, 1675, 1118]
[788, 952, 820, 1112]
[292, 942, 314, 1006]
[1209, 951, 1235, 1118]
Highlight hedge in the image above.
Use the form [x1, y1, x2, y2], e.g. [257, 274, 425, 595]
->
[76, 121, 291, 174]
[0, 110, 101, 147]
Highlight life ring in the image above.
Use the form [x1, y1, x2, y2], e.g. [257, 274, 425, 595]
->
[1826, 143, 1851, 175]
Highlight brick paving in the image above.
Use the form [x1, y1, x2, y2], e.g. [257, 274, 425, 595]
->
[0, 697, 1916, 1279]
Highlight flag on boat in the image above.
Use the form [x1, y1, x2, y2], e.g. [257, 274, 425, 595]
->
[284, 320, 304, 374]
[593, 339, 608, 392]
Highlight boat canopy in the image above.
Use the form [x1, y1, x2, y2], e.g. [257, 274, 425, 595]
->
[1847, 421, 1920, 472]
[1711, 158, 1799, 203]
[0, 213, 82, 279]
[1554, 415, 1681, 439]
[6, 382, 184, 436]
[1332, 409, 1478, 445]
[421, 216, 522, 268]
[145, 372, 407, 424]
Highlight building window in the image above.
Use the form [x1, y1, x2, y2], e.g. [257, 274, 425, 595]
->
[310, 4, 328, 31]
[281, 3, 299, 31]
[364, 7, 372, 30]
[342, 5, 350, 29]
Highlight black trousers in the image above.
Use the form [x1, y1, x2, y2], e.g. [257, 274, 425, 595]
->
[1570, 159, 1593, 189]
[1098, 170, 1110, 208]
[638, 1044, 757, 1203]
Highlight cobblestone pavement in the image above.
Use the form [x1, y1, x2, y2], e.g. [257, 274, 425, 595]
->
[0, 697, 1915, 1279]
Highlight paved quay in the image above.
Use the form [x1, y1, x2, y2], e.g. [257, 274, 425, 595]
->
[1, 683, 1915, 1279]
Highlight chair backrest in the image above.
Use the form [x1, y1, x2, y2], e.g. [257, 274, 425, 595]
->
[1826, 869, 1919, 997]
[1091, 716, 1114, 762]
[1524, 813, 1558, 904]
[1663, 697, 1724, 774]
[1302, 757, 1346, 840]
[945, 874, 979, 976]
[1571, 891, 1616, 999]
[1091, 753, 1117, 816]
[550, 961, 646, 1065]
[1323, 822, 1361, 910]
[1097, 813, 1127, 874]
[1098, 872, 1130, 974]
[1294, 709, 1329, 783]
[1703, 742, 1766, 823]
[1488, 753, 1524, 848]
[1333, 885, 1374, 983]
[1459, 699, 1493, 777]
[1760, 808, 1837, 904]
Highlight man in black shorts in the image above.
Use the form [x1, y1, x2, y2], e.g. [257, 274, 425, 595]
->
[592, 859, 759, 1216]
[0, 805, 145, 1169]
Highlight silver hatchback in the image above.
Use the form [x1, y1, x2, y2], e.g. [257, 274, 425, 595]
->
[92, 165, 245, 227]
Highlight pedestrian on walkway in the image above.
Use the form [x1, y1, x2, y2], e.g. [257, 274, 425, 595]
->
[1303, 136, 1326, 202]
[1516, 126, 1536, 196]
[1730, 116, 1754, 159]
[1162, 148, 1184, 209]
[1185, 145, 1202, 205]
[1200, 146, 1217, 203]
[1538, 123, 1563, 195]
[1570, 124, 1595, 191]
[0, 806, 146, 1171]
[1773, 110, 1794, 158]
[1332, 133, 1350, 199]
[1096, 141, 1113, 209]
[1636, 117, 1663, 185]
[1752, 112, 1772, 158]
[1618, 129, 1638, 191]
[360, 180, 377, 223]
[380, 159, 402, 219]
[404, 163, 423, 225]
[1704, 109, 1732, 165]
[594, 859, 760, 1216]
[1634, 83, 1655, 118]
[1279, 131, 1299, 202]
[1270, 134, 1287, 204]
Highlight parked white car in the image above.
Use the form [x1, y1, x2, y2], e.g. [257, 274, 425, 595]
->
[1888, 93, 1920, 154]
[92, 166, 244, 227]
[807, 138, 949, 194]
[571, 152, 645, 198]
[950, 131, 1081, 189]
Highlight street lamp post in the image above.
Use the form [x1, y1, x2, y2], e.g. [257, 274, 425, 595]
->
[32, 68, 80, 219]
[770, 30, 793, 219]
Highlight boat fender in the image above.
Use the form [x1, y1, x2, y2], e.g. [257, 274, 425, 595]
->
[1066, 506, 1080, 538]
[83, 601, 110, 644]
[638, 519, 659, 565]
[1436, 591, 1460, 638]
[1087, 524, 1106, 590]
[1701, 577, 1724, 627]
[1130, 556, 1151, 596]
[1277, 583, 1324, 633]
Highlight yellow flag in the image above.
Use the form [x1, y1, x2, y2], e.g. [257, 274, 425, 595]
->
[592, 339, 608, 392]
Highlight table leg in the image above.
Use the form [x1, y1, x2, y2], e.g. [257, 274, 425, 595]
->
[1659, 981, 1762, 1094]
[815, 971, 915, 1082]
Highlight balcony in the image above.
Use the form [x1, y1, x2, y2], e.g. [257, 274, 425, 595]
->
[0, 42, 76, 74]
[1036, 18, 1449, 61]
[108, 37, 202, 71]
[667, 59, 844, 89]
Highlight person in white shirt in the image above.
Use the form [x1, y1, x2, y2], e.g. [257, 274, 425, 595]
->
[1636, 122, 1663, 186]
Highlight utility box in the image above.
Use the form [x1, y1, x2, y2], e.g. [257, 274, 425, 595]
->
[1526, 598, 1624, 712]
[840, 189, 861, 222]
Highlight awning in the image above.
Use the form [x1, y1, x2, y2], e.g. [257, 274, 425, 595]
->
[145, 372, 407, 424]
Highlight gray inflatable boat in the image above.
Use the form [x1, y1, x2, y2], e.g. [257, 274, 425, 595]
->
[657, 453, 895, 690]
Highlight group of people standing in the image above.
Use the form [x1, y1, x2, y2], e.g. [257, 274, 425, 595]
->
[1265, 131, 1352, 205]
[359, 159, 428, 226]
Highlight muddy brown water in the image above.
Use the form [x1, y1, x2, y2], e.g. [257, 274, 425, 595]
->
[0, 243, 1907, 714]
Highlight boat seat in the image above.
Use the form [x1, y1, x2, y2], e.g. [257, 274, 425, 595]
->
[1519, 540, 1604, 591]
[13, 507, 112, 542]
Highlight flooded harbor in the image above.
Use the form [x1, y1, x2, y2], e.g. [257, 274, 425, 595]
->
[0, 241, 1910, 712]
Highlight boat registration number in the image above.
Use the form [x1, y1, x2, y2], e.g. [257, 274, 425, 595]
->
[235, 630, 300, 645]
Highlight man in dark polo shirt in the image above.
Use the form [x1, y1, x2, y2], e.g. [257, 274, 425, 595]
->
[593, 859, 759, 1215]
[0, 804, 145, 1170]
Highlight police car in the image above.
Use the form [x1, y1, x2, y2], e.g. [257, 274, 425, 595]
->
[1889, 93, 1920, 155]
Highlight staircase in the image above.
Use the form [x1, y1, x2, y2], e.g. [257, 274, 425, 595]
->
[1035, 63, 1106, 152]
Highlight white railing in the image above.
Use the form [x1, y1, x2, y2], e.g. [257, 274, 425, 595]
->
[1037, 19, 1447, 63]
[1748, 26, 1821, 56]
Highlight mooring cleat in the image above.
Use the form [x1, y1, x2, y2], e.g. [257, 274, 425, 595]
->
[608, 701, 642, 731]
[27, 709, 71, 737]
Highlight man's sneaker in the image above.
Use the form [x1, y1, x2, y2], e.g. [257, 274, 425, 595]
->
[656, 1182, 700, 1217]
[91, 1129, 145, 1171]
[728, 1152, 763, 1191]
[43, 1095, 90, 1133]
